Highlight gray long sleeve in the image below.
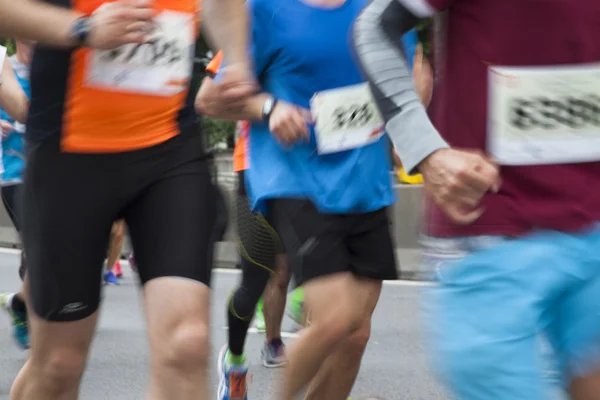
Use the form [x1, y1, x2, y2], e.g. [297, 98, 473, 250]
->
[352, 0, 448, 174]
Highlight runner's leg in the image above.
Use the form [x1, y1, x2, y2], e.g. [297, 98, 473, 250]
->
[261, 254, 290, 367]
[124, 151, 216, 400]
[424, 230, 600, 400]
[298, 275, 382, 400]
[104, 220, 124, 284]
[218, 170, 280, 398]
[263, 255, 289, 341]
[270, 199, 395, 400]
[0, 183, 29, 349]
[11, 138, 117, 399]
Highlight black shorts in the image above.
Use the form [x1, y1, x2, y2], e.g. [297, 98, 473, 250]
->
[269, 199, 398, 285]
[2, 183, 27, 280]
[1, 184, 23, 232]
[23, 133, 218, 322]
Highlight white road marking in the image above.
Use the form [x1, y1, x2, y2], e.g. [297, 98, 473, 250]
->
[221, 326, 300, 339]
[0, 248, 21, 255]
[0, 249, 433, 286]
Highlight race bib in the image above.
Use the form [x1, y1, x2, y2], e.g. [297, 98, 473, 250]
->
[311, 83, 384, 154]
[488, 63, 600, 165]
[85, 10, 195, 96]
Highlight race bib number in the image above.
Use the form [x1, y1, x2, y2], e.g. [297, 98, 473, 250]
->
[85, 10, 195, 96]
[311, 83, 384, 154]
[488, 64, 600, 165]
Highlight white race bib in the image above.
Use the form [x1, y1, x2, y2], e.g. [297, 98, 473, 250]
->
[85, 10, 195, 96]
[488, 63, 600, 165]
[311, 83, 384, 154]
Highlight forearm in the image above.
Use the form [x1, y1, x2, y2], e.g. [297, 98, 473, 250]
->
[353, 0, 448, 173]
[0, 0, 80, 48]
[202, 92, 268, 122]
[0, 62, 28, 123]
[202, 0, 250, 67]
[0, 91, 28, 124]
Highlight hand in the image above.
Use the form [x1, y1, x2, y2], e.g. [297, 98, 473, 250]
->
[269, 102, 311, 146]
[412, 44, 433, 107]
[419, 148, 501, 225]
[87, 0, 156, 50]
[1, 120, 14, 137]
[216, 63, 259, 110]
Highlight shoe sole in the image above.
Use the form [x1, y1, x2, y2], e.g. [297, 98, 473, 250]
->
[262, 359, 288, 368]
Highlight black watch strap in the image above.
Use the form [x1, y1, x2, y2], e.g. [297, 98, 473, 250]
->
[70, 17, 91, 47]
[262, 96, 278, 123]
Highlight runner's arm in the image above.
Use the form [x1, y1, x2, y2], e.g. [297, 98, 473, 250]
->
[196, 75, 268, 121]
[353, 0, 450, 174]
[0, 1, 81, 47]
[0, 57, 28, 123]
[202, 0, 251, 69]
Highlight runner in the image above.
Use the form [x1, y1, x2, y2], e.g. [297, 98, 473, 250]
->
[9, 3, 218, 400]
[198, 52, 291, 400]
[0, 41, 31, 350]
[202, 0, 401, 398]
[354, 0, 600, 399]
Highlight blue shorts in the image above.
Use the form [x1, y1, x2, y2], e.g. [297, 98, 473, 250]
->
[421, 226, 600, 400]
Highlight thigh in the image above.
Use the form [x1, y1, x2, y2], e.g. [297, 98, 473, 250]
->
[347, 208, 397, 281]
[23, 138, 118, 322]
[423, 234, 585, 400]
[269, 198, 348, 286]
[124, 157, 217, 286]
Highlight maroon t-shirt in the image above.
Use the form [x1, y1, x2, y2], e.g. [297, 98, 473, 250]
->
[424, 0, 600, 237]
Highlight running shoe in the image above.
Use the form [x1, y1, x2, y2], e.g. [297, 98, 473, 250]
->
[103, 270, 120, 285]
[253, 298, 266, 332]
[286, 287, 305, 326]
[261, 339, 287, 368]
[0, 293, 30, 349]
[217, 345, 249, 400]
[114, 261, 123, 278]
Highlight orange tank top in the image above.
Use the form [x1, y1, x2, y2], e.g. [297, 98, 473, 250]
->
[62, 0, 199, 153]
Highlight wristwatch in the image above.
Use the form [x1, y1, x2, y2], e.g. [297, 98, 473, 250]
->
[262, 96, 278, 123]
[69, 17, 92, 47]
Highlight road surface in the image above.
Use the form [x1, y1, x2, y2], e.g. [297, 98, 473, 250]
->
[0, 249, 447, 400]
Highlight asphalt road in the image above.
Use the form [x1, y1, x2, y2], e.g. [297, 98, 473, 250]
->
[0, 249, 448, 400]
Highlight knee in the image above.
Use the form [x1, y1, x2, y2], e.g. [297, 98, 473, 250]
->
[39, 349, 87, 390]
[312, 307, 366, 347]
[159, 320, 210, 373]
[343, 318, 371, 357]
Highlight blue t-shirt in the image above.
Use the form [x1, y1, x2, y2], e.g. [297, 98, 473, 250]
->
[401, 29, 419, 71]
[0, 56, 30, 186]
[245, 0, 407, 214]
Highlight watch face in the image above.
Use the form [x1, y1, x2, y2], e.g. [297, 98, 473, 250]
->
[263, 97, 274, 119]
